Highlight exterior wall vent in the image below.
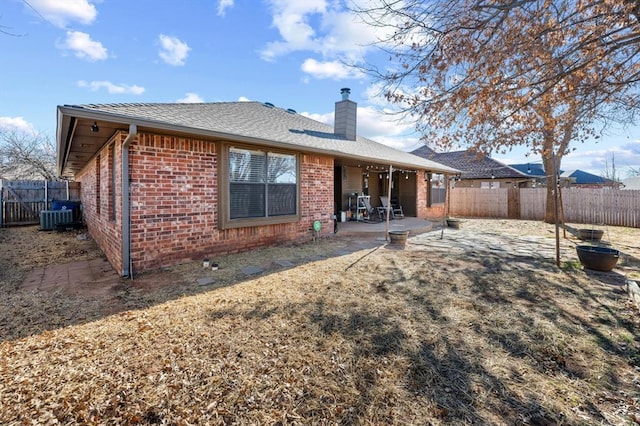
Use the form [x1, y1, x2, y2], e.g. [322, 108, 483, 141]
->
[286, 108, 297, 114]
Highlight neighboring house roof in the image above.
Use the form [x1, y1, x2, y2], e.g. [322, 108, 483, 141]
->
[622, 176, 640, 189]
[560, 169, 619, 186]
[510, 163, 547, 177]
[411, 146, 528, 179]
[57, 102, 459, 178]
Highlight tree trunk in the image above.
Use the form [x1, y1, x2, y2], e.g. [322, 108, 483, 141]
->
[543, 154, 561, 224]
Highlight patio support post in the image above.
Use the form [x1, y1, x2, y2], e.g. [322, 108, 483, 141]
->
[441, 174, 449, 239]
[385, 164, 393, 240]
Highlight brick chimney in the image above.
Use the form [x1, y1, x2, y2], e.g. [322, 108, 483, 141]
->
[334, 88, 357, 141]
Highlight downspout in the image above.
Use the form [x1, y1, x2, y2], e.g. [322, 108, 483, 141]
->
[121, 124, 137, 277]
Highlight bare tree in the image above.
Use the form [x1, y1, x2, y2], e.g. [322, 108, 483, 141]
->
[0, 130, 57, 180]
[354, 0, 640, 222]
[601, 152, 622, 183]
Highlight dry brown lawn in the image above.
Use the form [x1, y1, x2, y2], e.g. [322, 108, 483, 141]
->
[1, 220, 640, 425]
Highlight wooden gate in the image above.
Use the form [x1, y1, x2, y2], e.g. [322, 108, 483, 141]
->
[0, 180, 81, 226]
[507, 187, 520, 219]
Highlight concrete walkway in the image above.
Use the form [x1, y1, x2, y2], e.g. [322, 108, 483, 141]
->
[21, 220, 630, 296]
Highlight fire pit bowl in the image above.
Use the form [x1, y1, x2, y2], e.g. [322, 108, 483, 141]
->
[388, 230, 409, 247]
[577, 229, 604, 241]
[446, 218, 462, 229]
[576, 245, 619, 272]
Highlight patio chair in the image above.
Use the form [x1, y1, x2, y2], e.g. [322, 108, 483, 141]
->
[361, 197, 382, 221]
[379, 196, 404, 219]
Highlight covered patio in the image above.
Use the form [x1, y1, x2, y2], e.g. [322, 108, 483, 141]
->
[334, 216, 436, 237]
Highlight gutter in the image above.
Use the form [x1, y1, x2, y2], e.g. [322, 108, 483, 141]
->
[121, 124, 137, 278]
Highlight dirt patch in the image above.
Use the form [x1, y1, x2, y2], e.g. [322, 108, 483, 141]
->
[1, 220, 640, 424]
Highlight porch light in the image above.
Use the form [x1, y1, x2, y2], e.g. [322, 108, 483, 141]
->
[90, 121, 99, 132]
[491, 169, 495, 179]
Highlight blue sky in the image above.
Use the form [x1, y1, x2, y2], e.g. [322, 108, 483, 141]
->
[1, 0, 639, 177]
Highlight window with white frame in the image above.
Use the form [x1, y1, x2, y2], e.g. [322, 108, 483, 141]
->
[228, 147, 297, 219]
[480, 181, 500, 189]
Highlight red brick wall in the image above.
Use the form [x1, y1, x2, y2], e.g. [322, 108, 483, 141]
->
[416, 172, 448, 220]
[126, 133, 335, 272]
[76, 132, 125, 274]
[416, 175, 427, 218]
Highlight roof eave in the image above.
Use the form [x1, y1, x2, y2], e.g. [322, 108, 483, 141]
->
[57, 105, 460, 176]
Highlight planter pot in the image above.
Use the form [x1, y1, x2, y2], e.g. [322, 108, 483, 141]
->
[576, 245, 619, 272]
[446, 218, 461, 229]
[388, 230, 409, 247]
[578, 229, 603, 242]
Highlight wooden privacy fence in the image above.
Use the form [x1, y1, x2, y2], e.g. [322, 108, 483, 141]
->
[0, 180, 81, 226]
[450, 187, 640, 228]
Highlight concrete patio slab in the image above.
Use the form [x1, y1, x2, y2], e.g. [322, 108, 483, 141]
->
[21, 257, 122, 296]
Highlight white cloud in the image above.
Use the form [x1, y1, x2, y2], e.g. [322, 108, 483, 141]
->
[0, 117, 36, 133]
[177, 92, 204, 103]
[217, 0, 234, 16]
[158, 34, 191, 66]
[562, 141, 640, 176]
[259, 0, 389, 63]
[27, 0, 97, 28]
[357, 106, 419, 150]
[238, 96, 251, 102]
[77, 80, 145, 95]
[300, 111, 333, 125]
[57, 30, 108, 61]
[260, 0, 327, 61]
[301, 58, 363, 80]
[301, 105, 419, 151]
[319, 7, 386, 56]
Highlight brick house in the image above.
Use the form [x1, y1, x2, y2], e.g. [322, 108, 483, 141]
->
[412, 146, 534, 189]
[56, 89, 457, 276]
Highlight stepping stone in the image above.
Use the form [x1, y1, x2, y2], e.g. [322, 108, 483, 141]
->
[197, 277, 215, 286]
[333, 250, 352, 256]
[241, 266, 264, 276]
[274, 259, 295, 268]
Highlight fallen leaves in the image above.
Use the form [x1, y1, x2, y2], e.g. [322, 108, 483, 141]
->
[1, 221, 640, 424]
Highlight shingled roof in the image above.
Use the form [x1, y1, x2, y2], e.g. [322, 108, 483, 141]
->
[57, 102, 459, 177]
[561, 169, 620, 186]
[411, 146, 527, 179]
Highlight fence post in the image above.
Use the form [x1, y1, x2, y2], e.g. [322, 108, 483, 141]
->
[0, 184, 3, 227]
[44, 180, 48, 210]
